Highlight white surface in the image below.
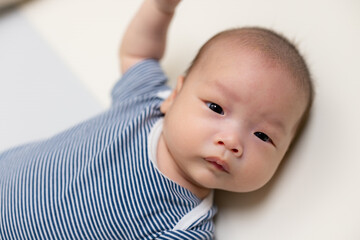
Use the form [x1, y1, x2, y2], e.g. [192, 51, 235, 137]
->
[1, 0, 359, 239]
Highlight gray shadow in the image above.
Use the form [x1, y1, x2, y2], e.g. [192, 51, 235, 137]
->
[0, 9, 104, 151]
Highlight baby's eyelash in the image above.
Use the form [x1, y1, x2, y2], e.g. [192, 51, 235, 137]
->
[206, 102, 224, 115]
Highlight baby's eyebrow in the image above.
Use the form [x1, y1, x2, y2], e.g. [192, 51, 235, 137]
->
[267, 118, 287, 136]
[213, 79, 240, 101]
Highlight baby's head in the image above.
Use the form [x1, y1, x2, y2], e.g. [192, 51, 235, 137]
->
[160, 27, 313, 196]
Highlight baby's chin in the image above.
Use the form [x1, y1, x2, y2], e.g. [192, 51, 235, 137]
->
[220, 178, 273, 193]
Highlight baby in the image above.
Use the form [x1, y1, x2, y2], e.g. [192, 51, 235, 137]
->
[0, 0, 313, 239]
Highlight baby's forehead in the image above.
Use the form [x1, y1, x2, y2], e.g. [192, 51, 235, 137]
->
[199, 45, 304, 93]
[190, 36, 309, 99]
[198, 45, 286, 78]
[194, 48, 306, 104]
[198, 40, 276, 69]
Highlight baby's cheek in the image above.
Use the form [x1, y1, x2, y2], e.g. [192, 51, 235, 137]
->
[164, 117, 193, 154]
[178, 121, 199, 148]
[232, 152, 279, 192]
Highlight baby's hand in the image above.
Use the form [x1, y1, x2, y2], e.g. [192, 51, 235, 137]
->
[154, 0, 182, 14]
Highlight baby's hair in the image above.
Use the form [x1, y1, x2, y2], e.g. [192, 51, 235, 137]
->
[185, 27, 314, 137]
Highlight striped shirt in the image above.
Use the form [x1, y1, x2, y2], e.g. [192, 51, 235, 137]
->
[0, 59, 216, 240]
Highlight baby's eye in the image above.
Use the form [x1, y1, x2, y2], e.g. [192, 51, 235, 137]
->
[254, 132, 273, 144]
[207, 102, 224, 115]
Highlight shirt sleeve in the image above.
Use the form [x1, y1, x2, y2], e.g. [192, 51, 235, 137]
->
[156, 209, 216, 239]
[111, 59, 169, 105]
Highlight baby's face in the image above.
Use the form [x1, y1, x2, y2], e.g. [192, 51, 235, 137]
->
[160, 46, 306, 196]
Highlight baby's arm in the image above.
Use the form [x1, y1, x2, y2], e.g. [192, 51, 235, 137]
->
[120, 0, 181, 73]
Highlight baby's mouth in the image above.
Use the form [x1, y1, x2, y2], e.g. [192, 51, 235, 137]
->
[205, 157, 230, 173]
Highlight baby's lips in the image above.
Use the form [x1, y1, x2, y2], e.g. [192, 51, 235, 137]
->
[205, 157, 230, 173]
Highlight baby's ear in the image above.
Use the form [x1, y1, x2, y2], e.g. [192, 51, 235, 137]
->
[160, 76, 185, 114]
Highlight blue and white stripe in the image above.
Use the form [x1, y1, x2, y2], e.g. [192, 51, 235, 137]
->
[0, 59, 216, 239]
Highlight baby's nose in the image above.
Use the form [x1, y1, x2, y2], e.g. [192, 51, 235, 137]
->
[216, 137, 243, 157]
